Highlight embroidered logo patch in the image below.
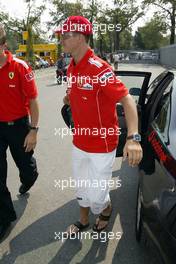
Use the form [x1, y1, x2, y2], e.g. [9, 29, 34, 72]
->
[9, 72, 14, 79]
[25, 72, 34, 82]
[82, 83, 93, 90]
[77, 76, 93, 90]
[99, 71, 114, 82]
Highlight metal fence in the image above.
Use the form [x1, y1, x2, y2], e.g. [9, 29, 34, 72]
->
[109, 50, 159, 64]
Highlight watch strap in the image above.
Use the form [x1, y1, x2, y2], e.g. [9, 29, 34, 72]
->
[127, 133, 141, 142]
[30, 126, 39, 131]
[127, 135, 133, 140]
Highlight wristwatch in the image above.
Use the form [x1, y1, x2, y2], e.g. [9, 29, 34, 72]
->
[127, 133, 141, 142]
[30, 126, 39, 132]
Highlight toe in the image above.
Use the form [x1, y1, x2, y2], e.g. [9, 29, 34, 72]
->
[67, 224, 79, 235]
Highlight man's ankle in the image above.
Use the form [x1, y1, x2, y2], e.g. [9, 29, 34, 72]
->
[80, 217, 89, 224]
[80, 206, 89, 224]
[102, 203, 112, 214]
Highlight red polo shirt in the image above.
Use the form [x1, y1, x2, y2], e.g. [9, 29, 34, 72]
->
[67, 48, 128, 153]
[0, 50, 38, 122]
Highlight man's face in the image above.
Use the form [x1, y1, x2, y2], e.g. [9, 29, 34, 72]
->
[60, 32, 82, 54]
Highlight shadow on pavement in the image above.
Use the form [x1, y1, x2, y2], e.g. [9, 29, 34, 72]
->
[0, 162, 157, 264]
[0, 198, 82, 264]
[46, 84, 59, 87]
[0, 194, 29, 244]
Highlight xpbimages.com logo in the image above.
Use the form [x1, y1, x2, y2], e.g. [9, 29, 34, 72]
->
[54, 230, 122, 243]
[54, 177, 122, 191]
[92, 22, 122, 34]
[59, 21, 122, 35]
[54, 127, 121, 139]
[56, 72, 122, 88]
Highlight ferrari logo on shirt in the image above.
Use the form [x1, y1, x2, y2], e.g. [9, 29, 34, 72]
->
[9, 72, 14, 79]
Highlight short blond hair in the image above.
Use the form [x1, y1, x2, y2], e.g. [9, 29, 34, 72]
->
[0, 23, 6, 44]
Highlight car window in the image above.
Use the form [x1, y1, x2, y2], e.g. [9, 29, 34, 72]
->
[143, 73, 174, 131]
[152, 79, 176, 160]
[153, 95, 171, 143]
[152, 80, 173, 117]
[117, 75, 144, 104]
[145, 71, 168, 103]
[168, 79, 176, 158]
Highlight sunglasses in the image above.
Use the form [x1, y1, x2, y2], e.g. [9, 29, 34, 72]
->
[60, 32, 79, 40]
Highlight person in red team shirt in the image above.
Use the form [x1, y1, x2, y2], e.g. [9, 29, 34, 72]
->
[0, 24, 39, 240]
[55, 16, 143, 235]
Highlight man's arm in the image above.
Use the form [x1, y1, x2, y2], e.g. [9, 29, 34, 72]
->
[24, 98, 39, 152]
[30, 98, 39, 127]
[63, 94, 70, 105]
[120, 94, 143, 167]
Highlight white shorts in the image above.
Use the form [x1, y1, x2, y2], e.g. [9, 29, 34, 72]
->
[72, 145, 116, 214]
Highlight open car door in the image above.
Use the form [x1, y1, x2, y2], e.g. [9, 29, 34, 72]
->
[115, 70, 172, 157]
[115, 71, 151, 157]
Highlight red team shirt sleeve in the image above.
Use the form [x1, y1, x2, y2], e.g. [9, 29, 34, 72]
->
[19, 64, 38, 99]
[97, 67, 129, 103]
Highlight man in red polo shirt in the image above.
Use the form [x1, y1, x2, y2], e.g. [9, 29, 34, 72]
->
[0, 24, 39, 240]
[56, 16, 143, 235]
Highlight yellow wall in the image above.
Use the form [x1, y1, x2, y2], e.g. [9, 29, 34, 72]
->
[16, 43, 58, 62]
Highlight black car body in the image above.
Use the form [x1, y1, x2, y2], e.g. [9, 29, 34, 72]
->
[115, 70, 176, 264]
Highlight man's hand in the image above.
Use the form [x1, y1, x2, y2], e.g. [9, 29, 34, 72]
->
[123, 140, 143, 167]
[24, 130, 37, 152]
[63, 95, 70, 105]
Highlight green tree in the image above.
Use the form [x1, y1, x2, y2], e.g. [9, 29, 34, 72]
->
[143, 0, 176, 44]
[24, 0, 46, 67]
[133, 31, 145, 49]
[83, 0, 101, 48]
[110, 0, 143, 51]
[48, 0, 143, 54]
[0, 10, 24, 52]
[48, 0, 84, 58]
[86, 1, 142, 53]
[134, 17, 169, 49]
[119, 29, 133, 49]
[93, 13, 113, 55]
[48, 0, 84, 29]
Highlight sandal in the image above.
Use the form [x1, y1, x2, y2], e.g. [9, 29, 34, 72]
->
[92, 211, 112, 232]
[65, 221, 89, 238]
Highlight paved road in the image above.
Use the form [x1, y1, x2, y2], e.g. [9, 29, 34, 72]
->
[0, 64, 166, 264]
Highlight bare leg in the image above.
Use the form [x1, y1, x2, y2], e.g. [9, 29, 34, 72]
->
[80, 206, 89, 224]
[94, 202, 112, 230]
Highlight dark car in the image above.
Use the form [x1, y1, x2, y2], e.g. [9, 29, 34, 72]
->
[115, 70, 176, 264]
[61, 70, 176, 263]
